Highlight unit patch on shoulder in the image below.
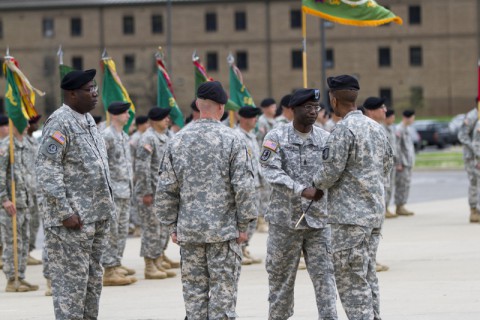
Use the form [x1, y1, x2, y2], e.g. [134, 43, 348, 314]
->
[322, 146, 333, 162]
[143, 144, 153, 153]
[263, 140, 278, 152]
[51, 131, 66, 145]
[260, 149, 272, 162]
[47, 144, 58, 154]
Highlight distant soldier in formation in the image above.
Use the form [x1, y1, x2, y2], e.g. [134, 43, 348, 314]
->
[384, 109, 397, 218]
[36, 69, 116, 319]
[0, 118, 39, 293]
[0, 115, 9, 271]
[313, 75, 393, 320]
[256, 98, 277, 146]
[457, 105, 479, 223]
[101, 101, 137, 286]
[395, 110, 416, 216]
[135, 107, 177, 280]
[261, 89, 337, 320]
[274, 94, 293, 127]
[155, 81, 256, 320]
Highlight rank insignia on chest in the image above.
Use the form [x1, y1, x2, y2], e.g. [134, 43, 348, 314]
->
[47, 144, 58, 154]
[143, 144, 153, 153]
[52, 131, 66, 145]
[263, 140, 278, 152]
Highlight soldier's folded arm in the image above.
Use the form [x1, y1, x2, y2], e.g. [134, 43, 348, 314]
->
[313, 128, 353, 190]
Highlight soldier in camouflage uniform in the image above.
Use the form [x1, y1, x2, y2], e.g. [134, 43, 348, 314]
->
[135, 107, 177, 279]
[274, 94, 293, 127]
[395, 110, 416, 216]
[0, 115, 9, 270]
[313, 75, 394, 320]
[101, 102, 137, 286]
[36, 69, 116, 319]
[0, 122, 38, 292]
[155, 81, 256, 320]
[384, 109, 397, 218]
[235, 106, 264, 265]
[457, 106, 480, 222]
[260, 89, 337, 320]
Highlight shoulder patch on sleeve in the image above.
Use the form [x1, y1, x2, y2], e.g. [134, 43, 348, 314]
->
[322, 146, 333, 163]
[51, 131, 66, 145]
[260, 149, 272, 162]
[40, 137, 64, 160]
[263, 140, 278, 152]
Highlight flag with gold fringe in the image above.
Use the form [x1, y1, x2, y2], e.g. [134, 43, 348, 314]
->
[101, 56, 135, 132]
[3, 57, 43, 133]
[192, 52, 240, 111]
[302, 0, 403, 26]
[156, 51, 184, 128]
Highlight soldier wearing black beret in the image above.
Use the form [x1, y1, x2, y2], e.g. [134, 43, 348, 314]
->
[275, 94, 294, 126]
[362, 97, 387, 123]
[257, 98, 278, 146]
[107, 101, 131, 115]
[197, 81, 228, 105]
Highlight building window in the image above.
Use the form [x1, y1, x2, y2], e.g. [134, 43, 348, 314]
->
[410, 46, 422, 66]
[378, 47, 391, 67]
[291, 50, 302, 69]
[152, 14, 163, 34]
[71, 18, 82, 36]
[410, 86, 424, 109]
[43, 56, 55, 76]
[235, 11, 247, 31]
[205, 12, 217, 32]
[206, 52, 218, 72]
[409, 5, 421, 25]
[379, 88, 392, 107]
[43, 18, 54, 38]
[325, 48, 334, 68]
[124, 54, 135, 74]
[123, 16, 134, 35]
[72, 56, 83, 70]
[0, 20, 3, 39]
[236, 51, 248, 71]
[290, 9, 301, 29]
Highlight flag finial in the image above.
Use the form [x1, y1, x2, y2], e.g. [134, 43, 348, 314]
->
[155, 46, 165, 61]
[57, 45, 64, 65]
[227, 53, 234, 66]
[102, 48, 110, 60]
[192, 50, 199, 62]
[5, 46, 12, 59]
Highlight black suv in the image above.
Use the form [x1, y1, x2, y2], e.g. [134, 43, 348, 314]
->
[412, 120, 454, 149]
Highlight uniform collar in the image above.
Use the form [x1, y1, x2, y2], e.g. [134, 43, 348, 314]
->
[287, 123, 318, 146]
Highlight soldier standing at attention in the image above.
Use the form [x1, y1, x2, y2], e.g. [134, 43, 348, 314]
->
[135, 107, 177, 280]
[274, 94, 294, 127]
[155, 81, 256, 320]
[257, 98, 277, 145]
[36, 69, 116, 319]
[395, 110, 416, 216]
[384, 109, 397, 219]
[313, 75, 393, 320]
[101, 101, 137, 286]
[260, 89, 337, 320]
[457, 105, 480, 223]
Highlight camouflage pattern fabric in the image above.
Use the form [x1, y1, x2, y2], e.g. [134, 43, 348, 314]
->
[469, 120, 480, 211]
[102, 198, 130, 266]
[25, 135, 41, 252]
[45, 220, 109, 319]
[138, 199, 167, 259]
[458, 109, 478, 208]
[256, 114, 276, 146]
[384, 124, 397, 208]
[394, 166, 412, 206]
[180, 240, 241, 320]
[395, 122, 415, 168]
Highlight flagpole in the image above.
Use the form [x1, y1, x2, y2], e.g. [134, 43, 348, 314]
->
[477, 59, 480, 120]
[302, 9, 308, 88]
[101, 48, 111, 126]
[227, 53, 236, 128]
[7, 119, 19, 285]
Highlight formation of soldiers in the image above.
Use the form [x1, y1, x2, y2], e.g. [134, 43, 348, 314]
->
[0, 69, 420, 320]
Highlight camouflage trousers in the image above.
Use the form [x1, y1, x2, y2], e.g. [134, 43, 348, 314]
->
[331, 224, 381, 320]
[180, 240, 242, 320]
[395, 166, 412, 206]
[45, 219, 110, 320]
[385, 167, 396, 209]
[29, 194, 40, 252]
[129, 197, 141, 227]
[465, 158, 478, 208]
[102, 197, 130, 267]
[266, 224, 338, 320]
[138, 199, 168, 259]
[258, 184, 271, 217]
[0, 208, 30, 280]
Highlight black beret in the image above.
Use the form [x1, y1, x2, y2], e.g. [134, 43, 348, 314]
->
[93, 115, 102, 124]
[135, 115, 148, 125]
[363, 97, 386, 110]
[260, 98, 276, 108]
[289, 89, 320, 107]
[221, 111, 229, 121]
[61, 69, 96, 90]
[327, 75, 360, 91]
[238, 106, 262, 119]
[148, 107, 171, 121]
[108, 101, 131, 115]
[197, 81, 228, 105]
[403, 109, 415, 118]
[190, 99, 199, 112]
[386, 109, 395, 117]
[280, 94, 292, 109]
[28, 115, 42, 125]
[0, 114, 9, 126]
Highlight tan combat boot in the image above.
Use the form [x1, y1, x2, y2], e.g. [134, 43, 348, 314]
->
[154, 257, 176, 277]
[20, 279, 39, 291]
[27, 254, 42, 265]
[385, 208, 398, 219]
[243, 248, 262, 264]
[162, 254, 180, 269]
[144, 258, 167, 279]
[376, 262, 390, 272]
[114, 267, 138, 283]
[241, 253, 253, 266]
[103, 267, 132, 286]
[118, 265, 136, 276]
[256, 217, 269, 233]
[45, 279, 52, 296]
[6, 279, 30, 292]
[396, 205, 414, 216]
[133, 226, 142, 237]
[469, 208, 480, 223]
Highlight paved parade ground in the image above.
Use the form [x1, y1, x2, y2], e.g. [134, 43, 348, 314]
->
[0, 170, 479, 320]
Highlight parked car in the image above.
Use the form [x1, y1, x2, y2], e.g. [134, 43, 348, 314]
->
[448, 114, 465, 145]
[412, 120, 454, 149]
